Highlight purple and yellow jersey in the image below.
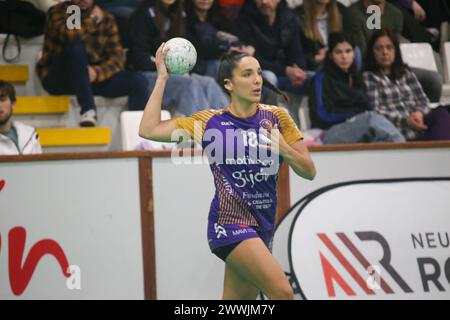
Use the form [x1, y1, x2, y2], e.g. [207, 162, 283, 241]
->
[174, 104, 303, 231]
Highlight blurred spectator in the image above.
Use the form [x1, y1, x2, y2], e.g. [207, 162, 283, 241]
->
[344, 0, 403, 54]
[387, 0, 439, 50]
[24, 0, 61, 12]
[285, 0, 302, 9]
[309, 32, 404, 144]
[96, 0, 142, 47]
[237, 0, 309, 123]
[36, 0, 149, 127]
[218, 0, 244, 22]
[127, 0, 230, 116]
[363, 29, 450, 141]
[344, 0, 443, 103]
[296, 0, 344, 70]
[0, 81, 42, 155]
[393, 0, 450, 31]
[185, 0, 254, 78]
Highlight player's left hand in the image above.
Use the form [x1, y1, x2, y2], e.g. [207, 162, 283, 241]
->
[259, 124, 290, 156]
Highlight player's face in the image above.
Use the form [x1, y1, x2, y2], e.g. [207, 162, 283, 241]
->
[228, 56, 263, 103]
[0, 95, 14, 126]
[331, 41, 354, 73]
[193, 0, 214, 12]
[254, 0, 280, 18]
[373, 35, 396, 71]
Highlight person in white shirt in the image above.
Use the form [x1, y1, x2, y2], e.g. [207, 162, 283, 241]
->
[0, 81, 42, 155]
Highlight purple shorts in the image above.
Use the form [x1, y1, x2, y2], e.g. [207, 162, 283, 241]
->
[208, 222, 274, 261]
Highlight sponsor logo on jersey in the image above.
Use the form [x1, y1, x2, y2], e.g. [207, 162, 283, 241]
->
[259, 119, 273, 130]
[214, 223, 228, 239]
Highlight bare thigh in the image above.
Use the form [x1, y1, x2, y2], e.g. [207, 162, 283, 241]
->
[222, 238, 293, 300]
[222, 263, 260, 300]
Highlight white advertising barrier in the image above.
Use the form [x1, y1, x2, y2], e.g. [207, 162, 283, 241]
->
[0, 158, 146, 299]
[151, 156, 222, 300]
[288, 179, 450, 300]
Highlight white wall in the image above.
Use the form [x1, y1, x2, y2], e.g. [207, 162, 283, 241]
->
[273, 147, 450, 295]
[0, 158, 144, 299]
[1, 146, 449, 299]
[151, 156, 224, 299]
[152, 147, 450, 299]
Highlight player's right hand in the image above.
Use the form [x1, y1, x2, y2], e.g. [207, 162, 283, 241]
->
[155, 42, 169, 80]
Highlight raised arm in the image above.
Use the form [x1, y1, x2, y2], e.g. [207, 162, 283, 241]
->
[138, 43, 178, 142]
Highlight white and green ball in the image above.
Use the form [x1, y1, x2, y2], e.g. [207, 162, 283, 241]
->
[164, 37, 197, 75]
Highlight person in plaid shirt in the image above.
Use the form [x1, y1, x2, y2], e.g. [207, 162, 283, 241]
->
[344, 0, 443, 104]
[363, 29, 450, 141]
[36, 0, 149, 126]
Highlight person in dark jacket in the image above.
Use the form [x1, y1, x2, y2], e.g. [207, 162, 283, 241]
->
[236, 0, 309, 96]
[387, 0, 440, 50]
[309, 32, 404, 144]
[127, 0, 229, 116]
[296, 0, 345, 71]
[96, 0, 142, 47]
[185, 0, 254, 77]
[389, 0, 450, 33]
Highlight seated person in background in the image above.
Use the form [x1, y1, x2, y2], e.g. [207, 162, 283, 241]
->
[392, 0, 450, 32]
[96, 0, 142, 47]
[36, 0, 149, 127]
[237, 0, 310, 124]
[185, 0, 254, 78]
[344, 0, 443, 103]
[127, 0, 230, 116]
[236, 0, 309, 95]
[344, 0, 403, 54]
[296, 0, 344, 71]
[387, 0, 440, 51]
[23, 0, 61, 12]
[309, 32, 405, 144]
[363, 29, 450, 141]
[218, 0, 245, 23]
[0, 81, 42, 155]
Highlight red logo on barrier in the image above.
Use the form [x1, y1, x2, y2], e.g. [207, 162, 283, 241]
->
[1, 178, 72, 296]
[8, 227, 72, 296]
[318, 232, 412, 297]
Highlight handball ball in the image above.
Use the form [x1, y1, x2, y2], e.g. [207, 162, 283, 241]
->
[164, 37, 197, 75]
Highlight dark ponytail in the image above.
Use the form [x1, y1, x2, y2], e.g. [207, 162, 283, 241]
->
[217, 51, 289, 104]
[262, 76, 289, 104]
